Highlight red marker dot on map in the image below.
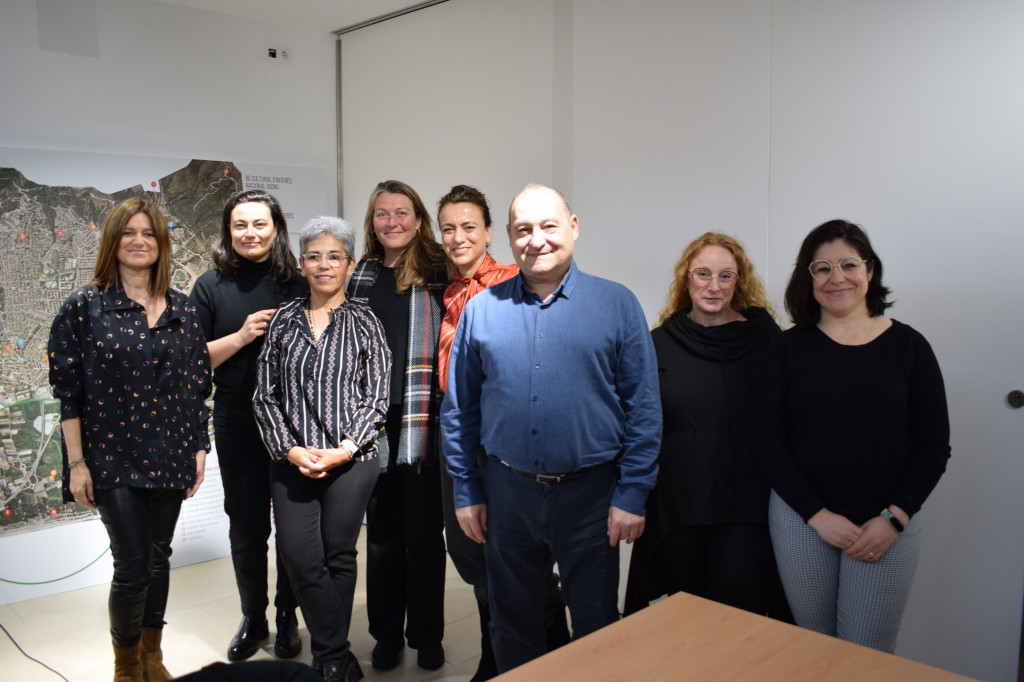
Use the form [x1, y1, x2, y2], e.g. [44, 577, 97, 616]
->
[151, 181, 157, 188]
[49, 508, 58, 516]
[57, 230, 64, 238]
[4, 346, 10, 353]
[90, 222, 97, 230]
[18, 232, 27, 241]
[3, 509, 10, 517]
[50, 469, 58, 478]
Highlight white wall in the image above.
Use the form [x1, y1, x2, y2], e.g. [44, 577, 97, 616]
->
[340, 0, 559, 261]
[339, 2, 1024, 680]
[0, 0, 339, 209]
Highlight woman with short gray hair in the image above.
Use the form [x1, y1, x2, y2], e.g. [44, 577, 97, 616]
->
[255, 216, 392, 682]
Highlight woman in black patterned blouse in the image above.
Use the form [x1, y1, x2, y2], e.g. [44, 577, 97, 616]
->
[254, 216, 391, 682]
[48, 197, 211, 681]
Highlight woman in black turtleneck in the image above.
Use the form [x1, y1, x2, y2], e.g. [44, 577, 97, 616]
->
[624, 232, 791, 622]
[189, 190, 308, 662]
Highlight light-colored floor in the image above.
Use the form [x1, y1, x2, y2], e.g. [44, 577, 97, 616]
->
[0, 528, 483, 681]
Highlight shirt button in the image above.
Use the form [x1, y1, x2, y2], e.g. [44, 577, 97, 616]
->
[532, 396, 538, 402]
[531, 429, 538, 435]
[534, 363, 540, 369]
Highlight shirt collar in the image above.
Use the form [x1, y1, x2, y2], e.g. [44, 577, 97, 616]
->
[100, 283, 185, 324]
[516, 260, 578, 304]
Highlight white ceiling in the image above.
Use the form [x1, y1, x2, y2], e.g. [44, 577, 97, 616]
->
[151, 0, 426, 33]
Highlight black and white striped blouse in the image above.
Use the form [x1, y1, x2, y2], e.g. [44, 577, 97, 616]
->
[254, 297, 392, 462]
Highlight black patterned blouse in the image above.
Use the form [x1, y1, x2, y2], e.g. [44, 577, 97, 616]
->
[48, 284, 212, 502]
[254, 298, 391, 462]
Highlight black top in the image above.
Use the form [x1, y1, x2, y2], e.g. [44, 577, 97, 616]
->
[754, 320, 951, 525]
[189, 258, 307, 397]
[48, 285, 212, 501]
[367, 266, 410, 406]
[649, 306, 780, 525]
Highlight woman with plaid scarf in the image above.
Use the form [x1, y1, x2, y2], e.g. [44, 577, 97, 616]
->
[347, 180, 449, 672]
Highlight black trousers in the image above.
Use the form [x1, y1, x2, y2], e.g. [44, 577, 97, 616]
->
[655, 522, 792, 621]
[271, 458, 379, 665]
[365, 407, 446, 649]
[95, 486, 183, 647]
[214, 393, 297, 618]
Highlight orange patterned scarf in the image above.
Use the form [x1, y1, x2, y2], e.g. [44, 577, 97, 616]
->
[438, 253, 519, 394]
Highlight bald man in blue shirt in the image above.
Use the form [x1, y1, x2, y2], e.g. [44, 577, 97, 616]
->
[441, 184, 662, 673]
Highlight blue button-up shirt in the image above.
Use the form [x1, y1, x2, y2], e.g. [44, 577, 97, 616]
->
[441, 261, 661, 516]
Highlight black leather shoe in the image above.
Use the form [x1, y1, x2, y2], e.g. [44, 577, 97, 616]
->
[322, 653, 364, 682]
[274, 609, 302, 659]
[417, 642, 445, 671]
[227, 616, 269, 661]
[371, 639, 402, 670]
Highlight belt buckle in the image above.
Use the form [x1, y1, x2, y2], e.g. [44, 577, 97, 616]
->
[535, 473, 562, 485]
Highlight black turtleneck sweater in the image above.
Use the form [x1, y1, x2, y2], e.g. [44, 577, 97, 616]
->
[189, 258, 307, 397]
[649, 306, 780, 525]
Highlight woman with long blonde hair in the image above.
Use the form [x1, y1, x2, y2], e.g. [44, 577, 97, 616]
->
[347, 180, 449, 672]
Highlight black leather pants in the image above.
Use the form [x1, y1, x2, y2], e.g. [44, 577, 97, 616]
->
[95, 486, 184, 647]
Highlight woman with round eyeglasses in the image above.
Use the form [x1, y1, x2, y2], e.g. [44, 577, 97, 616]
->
[624, 232, 791, 622]
[754, 219, 950, 652]
[347, 180, 449, 672]
[254, 216, 391, 682]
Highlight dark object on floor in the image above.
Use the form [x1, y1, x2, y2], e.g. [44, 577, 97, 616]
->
[175, 660, 321, 681]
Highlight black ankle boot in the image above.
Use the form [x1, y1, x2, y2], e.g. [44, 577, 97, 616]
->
[274, 608, 302, 659]
[227, 616, 269, 661]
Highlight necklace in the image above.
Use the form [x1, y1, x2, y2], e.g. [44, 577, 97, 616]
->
[305, 303, 322, 344]
[126, 289, 151, 309]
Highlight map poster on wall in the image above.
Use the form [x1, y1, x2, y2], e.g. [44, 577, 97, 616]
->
[0, 149, 325, 604]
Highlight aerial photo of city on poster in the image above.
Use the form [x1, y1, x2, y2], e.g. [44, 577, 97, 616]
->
[0, 159, 240, 535]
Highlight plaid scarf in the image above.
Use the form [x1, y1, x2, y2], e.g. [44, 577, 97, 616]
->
[437, 254, 519, 394]
[348, 257, 447, 467]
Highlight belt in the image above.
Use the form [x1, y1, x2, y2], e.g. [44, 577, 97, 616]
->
[494, 457, 592, 485]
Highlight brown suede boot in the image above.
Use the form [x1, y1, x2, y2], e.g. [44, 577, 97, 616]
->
[113, 642, 143, 682]
[139, 628, 173, 682]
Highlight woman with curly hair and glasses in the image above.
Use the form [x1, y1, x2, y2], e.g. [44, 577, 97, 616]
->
[625, 232, 790, 623]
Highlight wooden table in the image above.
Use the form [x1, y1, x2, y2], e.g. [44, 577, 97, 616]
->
[495, 592, 975, 681]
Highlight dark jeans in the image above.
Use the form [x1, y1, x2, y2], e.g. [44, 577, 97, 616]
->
[484, 458, 620, 673]
[365, 407, 446, 649]
[439, 449, 569, 626]
[656, 523, 793, 621]
[271, 457, 378, 665]
[215, 393, 296, 618]
[95, 486, 184, 647]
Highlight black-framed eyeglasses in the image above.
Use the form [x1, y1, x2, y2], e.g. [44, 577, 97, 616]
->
[689, 268, 738, 287]
[807, 256, 870, 281]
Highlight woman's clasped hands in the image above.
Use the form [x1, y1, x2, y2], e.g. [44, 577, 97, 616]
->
[286, 444, 355, 478]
